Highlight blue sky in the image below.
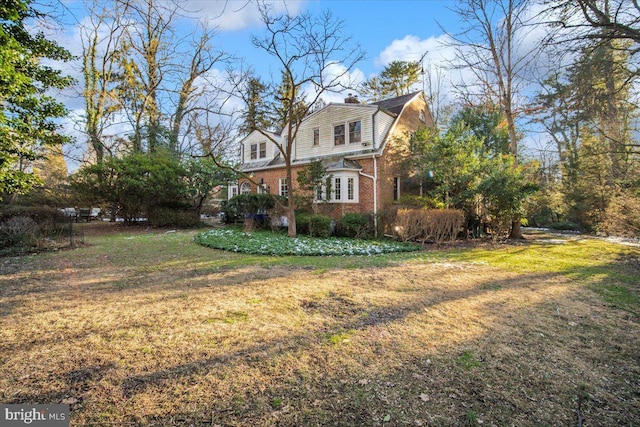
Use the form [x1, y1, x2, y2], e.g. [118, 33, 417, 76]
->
[208, 0, 460, 77]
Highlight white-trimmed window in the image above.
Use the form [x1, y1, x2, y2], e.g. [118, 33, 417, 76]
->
[250, 144, 257, 160]
[259, 142, 267, 158]
[347, 178, 355, 200]
[323, 173, 358, 203]
[334, 124, 345, 145]
[279, 178, 288, 197]
[240, 182, 251, 195]
[349, 120, 361, 143]
[313, 128, 320, 146]
[229, 185, 238, 199]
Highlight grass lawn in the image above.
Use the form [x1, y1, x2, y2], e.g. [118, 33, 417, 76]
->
[1, 223, 639, 426]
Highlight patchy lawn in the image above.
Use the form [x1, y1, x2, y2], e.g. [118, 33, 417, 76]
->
[0, 223, 639, 426]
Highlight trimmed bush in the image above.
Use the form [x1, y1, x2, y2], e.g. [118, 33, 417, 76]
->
[308, 214, 332, 238]
[394, 208, 464, 243]
[148, 208, 201, 228]
[338, 213, 373, 239]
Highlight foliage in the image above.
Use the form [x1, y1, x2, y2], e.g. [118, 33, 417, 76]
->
[360, 60, 421, 101]
[477, 157, 538, 240]
[296, 160, 332, 213]
[450, 104, 510, 155]
[223, 193, 275, 225]
[599, 191, 640, 237]
[337, 213, 373, 239]
[308, 214, 332, 238]
[0, 205, 69, 251]
[0, 0, 73, 198]
[394, 208, 464, 243]
[410, 124, 485, 210]
[70, 152, 227, 225]
[194, 228, 421, 256]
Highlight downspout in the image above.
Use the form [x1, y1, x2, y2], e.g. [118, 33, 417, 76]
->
[359, 155, 378, 237]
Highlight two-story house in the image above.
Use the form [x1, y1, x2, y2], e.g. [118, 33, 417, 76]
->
[231, 91, 433, 231]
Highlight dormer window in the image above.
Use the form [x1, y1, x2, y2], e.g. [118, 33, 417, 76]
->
[250, 144, 257, 160]
[259, 142, 266, 158]
[349, 120, 361, 143]
[313, 128, 320, 146]
[334, 124, 345, 145]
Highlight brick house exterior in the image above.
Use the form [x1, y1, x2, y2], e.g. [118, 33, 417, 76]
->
[231, 91, 433, 231]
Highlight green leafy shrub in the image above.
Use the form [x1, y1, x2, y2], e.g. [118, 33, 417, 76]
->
[148, 207, 201, 228]
[308, 214, 332, 238]
[295, 212, 310, 235]
[338, 213, 373, 239]
[223, 194, 275, 226]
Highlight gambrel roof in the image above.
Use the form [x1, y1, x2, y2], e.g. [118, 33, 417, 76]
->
[371, 91, 423, 115]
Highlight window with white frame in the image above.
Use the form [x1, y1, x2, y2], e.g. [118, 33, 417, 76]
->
[347, 177, 355, 200]
[279, 178, 288, 197]
[259, 142, 267, 158]
[240, 182, 251, 195]
[334, 177, 342, 200]
[229, 185, 238, 199]
[313, 128, 320, 146]
[334, 124, 345, 145]
[349, 120, 361, 143]
[250, 144, 257, 160]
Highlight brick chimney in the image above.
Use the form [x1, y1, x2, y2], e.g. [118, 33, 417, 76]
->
[344, 93, 360, 104]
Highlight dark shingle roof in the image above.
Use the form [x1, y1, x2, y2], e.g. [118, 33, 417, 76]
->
[371, 91, 421, 115]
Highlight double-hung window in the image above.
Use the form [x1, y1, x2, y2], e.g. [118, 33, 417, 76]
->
[279, 178, 288, 197]
[334, 124, 345, 145]
[259, 142, 266, 158]
[349, 120, 361, 143]
[313, 128, 320, 146]
[334, 177, 342, 201]
[250, 144, 257, 160]
[347, 178, 355, 200]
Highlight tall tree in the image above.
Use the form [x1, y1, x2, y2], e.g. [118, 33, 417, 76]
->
[446, 0, 536, 238]
[360, 60, 421, 101]
[238, 76, 271, 136]
[80, 0, 128, 164]
[248, 4, 364, 237]
[0, 0, 73, 198]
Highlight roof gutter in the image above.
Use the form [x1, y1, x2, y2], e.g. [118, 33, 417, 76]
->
[358, 154, 378, 237]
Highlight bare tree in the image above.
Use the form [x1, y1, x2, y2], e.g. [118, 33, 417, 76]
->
[248, 4, 365, 237]
[545, 0, 640, 57]
[80, 0, 129, 164]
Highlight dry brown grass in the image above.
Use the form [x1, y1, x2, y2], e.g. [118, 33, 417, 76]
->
[0, 223, 639, 426]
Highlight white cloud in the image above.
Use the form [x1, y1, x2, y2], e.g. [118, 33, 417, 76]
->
[301, 62, 366, 105]
[186, 0, 307, 32]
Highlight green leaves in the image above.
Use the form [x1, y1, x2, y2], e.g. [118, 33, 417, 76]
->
[0, 0, 73, 198]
